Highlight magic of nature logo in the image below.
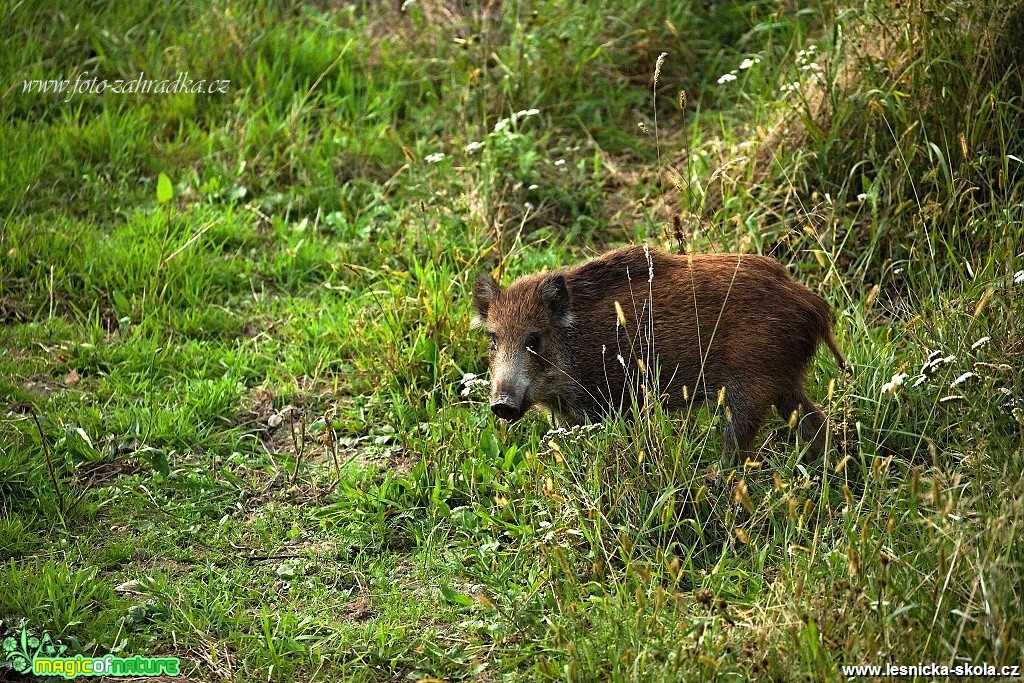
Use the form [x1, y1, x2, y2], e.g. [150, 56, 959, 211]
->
[2, 624, 180, 679]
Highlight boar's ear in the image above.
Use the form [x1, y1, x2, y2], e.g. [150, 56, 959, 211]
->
[472, 272, 500, 326]
[540, 274, 571, 324]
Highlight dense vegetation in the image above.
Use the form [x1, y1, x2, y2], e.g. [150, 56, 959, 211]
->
[1, 0, 1021, 680]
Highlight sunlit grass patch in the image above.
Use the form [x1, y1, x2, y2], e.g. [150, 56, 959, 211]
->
[1, 0, 1022, 679]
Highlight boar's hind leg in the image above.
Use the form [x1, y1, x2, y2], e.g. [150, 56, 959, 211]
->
[721, 389, 767, 469]
[775, 388, 828, 460]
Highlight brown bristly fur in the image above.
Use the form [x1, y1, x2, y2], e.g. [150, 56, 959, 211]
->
[474, 245, 846, 466]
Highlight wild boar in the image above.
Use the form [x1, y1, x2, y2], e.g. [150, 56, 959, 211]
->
[472, 245, 846, 466]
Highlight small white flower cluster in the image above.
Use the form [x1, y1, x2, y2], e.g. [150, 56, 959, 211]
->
[1014, 270, 1024, 285]
[881, 372, 907, 394]
[426, 108, 541, 162]
[460, 372, 490, 398]
[717, 55, 760, 85]
[884, 336, 987, 398]
[911, 350, 957, 388]
[542, 423, 602, 451]
[923, 350, 957, 372]
[797, 45, 823, 79]
[1000, 388, 1024, 425]
[950, 372, 976, 388]
[494, 108, 540, 132]
[781, 44, 825, 96]
[887, 334, 996, 400]
[543, 424, 601, 438]
[894, 335, 1019, 420]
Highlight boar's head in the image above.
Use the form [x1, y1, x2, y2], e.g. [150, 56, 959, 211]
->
[472, 271, 573, 422]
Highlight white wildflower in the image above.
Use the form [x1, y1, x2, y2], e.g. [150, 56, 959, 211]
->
[881, 372, 907, 395]
[524, 202, 534, 212]
[464, 141, 484, 153]
[553, 159, 565, 166]
[939, 395, 964, 403]
[922, 353, 956, 373]
[781, 81, 800, 93]
[797, 46, 817, 61]
[494, 118, 510, 132]
[514, 108, 540, 119]
[950, 372, 976, 388]
[425, 152, 445, 163]
[460, 372, 490, 397]
[971, 336, 991, 350]
[400, 0, 416, 9]
[527, 184, 539, 190]
[717, 72, 738, 84]
[912, 375, 928, 388]
[1014, 270, 1023, 285]
[739, 57, 760, 70]
[857, 193, 868, 202]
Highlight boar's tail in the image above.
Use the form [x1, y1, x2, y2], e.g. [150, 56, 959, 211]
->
[805, 289, 847, 371]
[798, 288, 847, 374]
[823, 328, 847, 371]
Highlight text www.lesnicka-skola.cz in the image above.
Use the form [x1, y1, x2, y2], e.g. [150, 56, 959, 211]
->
[22, 72, 230, 102]
[841, 662, 1020, 678]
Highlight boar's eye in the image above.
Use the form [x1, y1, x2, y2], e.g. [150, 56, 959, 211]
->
[525, 332, 542, 354]
[488, 333, 498, 351]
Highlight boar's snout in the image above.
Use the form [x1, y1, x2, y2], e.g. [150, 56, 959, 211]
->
[490, 397, 525, 422]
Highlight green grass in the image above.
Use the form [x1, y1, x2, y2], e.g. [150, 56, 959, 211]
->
[2, 0, 1022, 680]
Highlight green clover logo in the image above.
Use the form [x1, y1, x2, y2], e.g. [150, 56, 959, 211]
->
[2, 627, 66, 674]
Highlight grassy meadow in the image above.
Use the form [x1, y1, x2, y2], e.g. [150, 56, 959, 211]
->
[1, 0, 1023, 680]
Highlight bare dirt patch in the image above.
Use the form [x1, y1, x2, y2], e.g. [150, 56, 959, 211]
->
[343, 594, 375, 622]
[236, 387, 418, 476]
